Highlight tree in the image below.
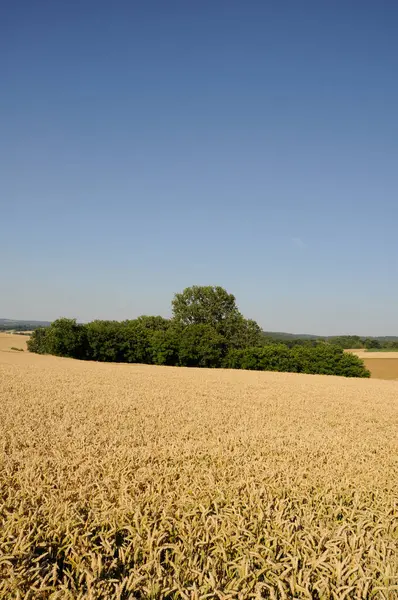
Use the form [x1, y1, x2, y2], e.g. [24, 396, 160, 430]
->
[85, 321, 126, 362]
[328, 335, 363, 349]
[149, 326, 180, 366]
[363, 338, 381, 350]
[178, 324, 225, 368]
[172, 286, 240, 330]
[44, 318, 86, 358]
[223, 345, 296, 372]
[135, 315, 170, 331]
[121, 320, 152, 364]
[223, 344, 370, 377]
[171, 285, 263, 349]
[27, 327, 49, 354]
[222, 315, 263, 349]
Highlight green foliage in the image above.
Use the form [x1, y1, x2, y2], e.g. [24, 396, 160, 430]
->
[172, 285, 240, 329]
[27, 328, 49, 354]
[223, 315, 263, 349]
[223, 345, 370, 378]
[27, 319, 85, 358]
[363, 338, 381, 350]
[85, 321, 126, 362]
[223, 345, 296, 372]
[135, 315, 170, 331]
[337, 352, 372, 377]
[122, 320, 155, 364]
[366, 346, 398, 352]
[26, 286, 370, 377]
[263, 333, 398, 351]
[0, 320, 50, 332]
[291, 346, 370, 377]
[328, 335, 364, 349]
[172, 286, 263, 350]
[45, 319, 87, 358]
[178, 324, 225, 368]
[382, 340, 398, 349]
[149, 326, 180, 366]
[262, 335, 323, 348]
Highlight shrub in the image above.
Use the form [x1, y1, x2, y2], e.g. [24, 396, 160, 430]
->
[224, 345, 297, 372]
[122, 320, 153, 364]
[44, 319, 87, 359]
[178, 324, 225, 368]
[224, 345, 369, 378]
[27, 328, 49, 354]
[85, 321, 126, 362]
[149, 328, 180, 366]
[291, 345, 370, 377]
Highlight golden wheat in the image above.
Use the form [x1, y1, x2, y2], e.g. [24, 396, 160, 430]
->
[0, 338, 397, 599]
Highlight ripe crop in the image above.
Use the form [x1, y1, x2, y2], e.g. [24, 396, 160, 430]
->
[1, 338, 397, 598]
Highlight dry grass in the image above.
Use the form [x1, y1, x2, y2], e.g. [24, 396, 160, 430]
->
[0, 342, 397, 598]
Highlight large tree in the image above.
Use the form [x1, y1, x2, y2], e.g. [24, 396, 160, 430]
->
[222, 314, 263, 349]
[172, 285, 240, 329]
[172, 285, 263, 349]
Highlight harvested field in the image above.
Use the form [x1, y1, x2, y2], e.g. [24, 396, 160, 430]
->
[362, 358, 398, 381]
[0, 332, 28, 352]
[348, 350, 398, 360]
[0, 342, 397, 598]
[346, 349, 398, 380]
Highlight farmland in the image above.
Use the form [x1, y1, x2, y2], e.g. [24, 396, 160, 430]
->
[0, 334, 397, 598]
[362, 358, 398, 381]
[347, 349, 398, 381]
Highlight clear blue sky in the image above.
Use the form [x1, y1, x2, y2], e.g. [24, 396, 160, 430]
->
[1, 1, 397, 335]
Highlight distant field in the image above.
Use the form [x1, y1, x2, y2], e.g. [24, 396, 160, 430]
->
[362, 358, 398, 380]
[346, 349, 398, 359]
[1, 336, 397, 597]
[346, 349, 398, 380]
[0, 333, 28, 352]
[365, 347, 398, 352]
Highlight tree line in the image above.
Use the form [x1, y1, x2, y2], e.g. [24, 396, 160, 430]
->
[27, 286, 370, 378]
[0, 324, 37, 332]
[263, 333, 398, 350]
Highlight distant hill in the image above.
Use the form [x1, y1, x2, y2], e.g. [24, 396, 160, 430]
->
[264, 331, 320, 340]
[264, 331, 398, 342]
[0, 318, 51, 331]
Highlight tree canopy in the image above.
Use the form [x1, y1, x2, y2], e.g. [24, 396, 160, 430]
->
[172, 286, 240, 329]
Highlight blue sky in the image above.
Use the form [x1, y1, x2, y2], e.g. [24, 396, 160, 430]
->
[1, 1, 397, 335]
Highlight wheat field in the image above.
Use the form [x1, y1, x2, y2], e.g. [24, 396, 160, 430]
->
[0, 335, 397, 599]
